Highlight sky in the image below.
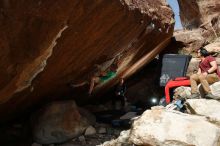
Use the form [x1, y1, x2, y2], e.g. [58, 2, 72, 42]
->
[167, 0, 183, 30]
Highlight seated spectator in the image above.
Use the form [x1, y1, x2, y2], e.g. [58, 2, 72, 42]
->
[189, 47, 220, 99]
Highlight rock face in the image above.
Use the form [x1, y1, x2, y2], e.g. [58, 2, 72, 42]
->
[0, 0, 174, 120]
[167, 0, 220, 55]
[205, 38, 220, 53]
[174, 29, 205, 55]
[32, 101, 89, 144]
[178, 0, 202, 29]
[172, 29, 220, 56]
[178, 0, 220, 30]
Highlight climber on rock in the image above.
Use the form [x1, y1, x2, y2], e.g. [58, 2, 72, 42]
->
[71, 57, 120, 95]
[189, 47, 220, 99]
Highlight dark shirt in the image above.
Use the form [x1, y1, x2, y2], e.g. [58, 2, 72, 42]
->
[115, 83, 126, 96]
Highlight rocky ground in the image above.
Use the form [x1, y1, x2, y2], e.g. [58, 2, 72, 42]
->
[100, 98, 220, 146]
[0, 116, 129, 146]
[0, 100, 137, 146]
[32, 126, 123, 146]
[52, 127, 121, 146]
[0, 122, 125, 146]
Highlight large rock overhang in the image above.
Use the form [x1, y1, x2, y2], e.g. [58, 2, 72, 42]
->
[0, 0, 174, 120]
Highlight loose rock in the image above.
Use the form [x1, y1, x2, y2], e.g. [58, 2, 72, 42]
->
[84, 126, 96, 136]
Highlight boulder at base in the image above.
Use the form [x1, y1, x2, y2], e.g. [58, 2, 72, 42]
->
[32, 101, 89, 144]
[129, 107, 220, 146]
[99, 107, 220, 146]
[186, 99, 220, 126]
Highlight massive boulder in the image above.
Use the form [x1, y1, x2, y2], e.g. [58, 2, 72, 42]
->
[0, 0, 174, 120]
[32, 101, 89, 144]
[100, 107, 220, 146]
[129, 107, 220, 146]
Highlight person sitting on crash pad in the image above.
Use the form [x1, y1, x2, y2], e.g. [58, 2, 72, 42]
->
[71, 59, 119, 95]
[189, 47, 220, 99]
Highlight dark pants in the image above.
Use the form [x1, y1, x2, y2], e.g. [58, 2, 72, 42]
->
[112, 95, 125, 108]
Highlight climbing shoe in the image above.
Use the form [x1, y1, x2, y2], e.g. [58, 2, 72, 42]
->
[205, 93, 220, 100]
[189, 93, 200, 99]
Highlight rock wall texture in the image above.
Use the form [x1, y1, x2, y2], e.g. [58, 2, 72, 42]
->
[166, 0, 220, 56]
[0, 0, 174, 120]
[178, 0, 220, 30]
